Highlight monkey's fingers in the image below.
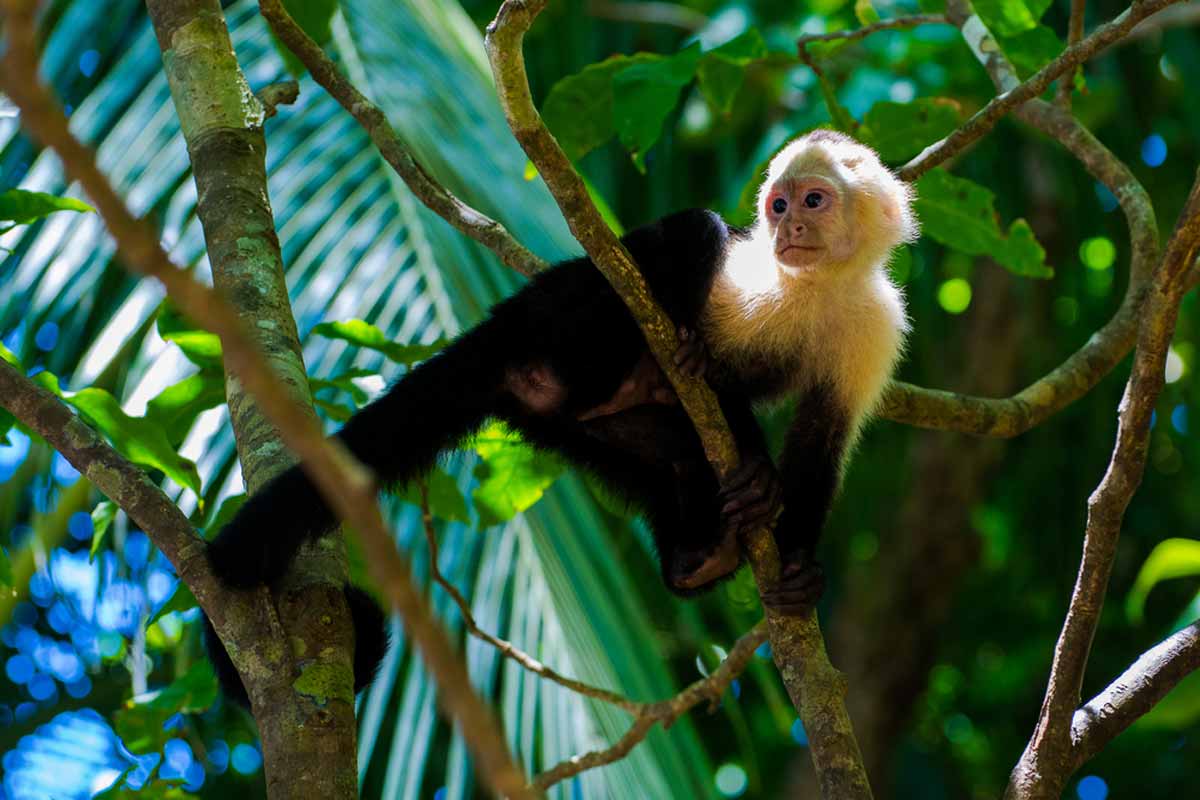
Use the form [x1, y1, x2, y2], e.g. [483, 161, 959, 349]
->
[719, 457, 780, 514]
[761, 561, 825, 616]
[673, 326, 708, 378]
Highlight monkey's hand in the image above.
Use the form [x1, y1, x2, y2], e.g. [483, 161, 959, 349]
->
[717, 454, 782, 538]
[761, 556, 825, 616]
[673, 325, 708, 378]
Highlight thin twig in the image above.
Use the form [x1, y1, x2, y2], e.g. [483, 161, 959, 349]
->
[796, 14, 948, 48]
[417, 481, 641, 714]
[255, 0, 546, 277]
[898, 0, 1186, 181]
[0, 4, 533, 796]
[1055, 0, 1088, 107]
[532, 621, 767, 790]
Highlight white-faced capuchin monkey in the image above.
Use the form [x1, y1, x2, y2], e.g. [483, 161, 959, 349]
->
[203, 129, 917, 705]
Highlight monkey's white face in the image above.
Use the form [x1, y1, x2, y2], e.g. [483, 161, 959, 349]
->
[763, 174, 854, 274]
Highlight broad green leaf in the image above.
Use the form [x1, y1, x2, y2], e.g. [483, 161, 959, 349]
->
[309, 367, 379, 407]
[0, 546, 11, 588]
[471, 422, 564, 526]
[273, 0, 340, 76]
[115, 660, 218, 752]
[67, 387, 203, 495]
[204, 494, 246, 540]
[860, 99, 961, 163]
[997, 25, 1063, 77]
[89, 500, 118, 563]
[148, 582, 197, 626]
[157, 306, 223, 368]
[398, 468, 470, 524]
[541, 53, 661, 162]
[696, 30, 768, 114]
[311, 319, 445, 366]
[313, 397, 355, 422]
[972, 0, 1040, 36]
[613, 43, 703, 171]
[915, 170, 1053, 278]
[1126, 538, 1200, 623]
[146, 369, 226, 446]
[0, 188, 93, 224]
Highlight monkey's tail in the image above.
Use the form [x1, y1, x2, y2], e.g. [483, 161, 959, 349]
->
[205, 584, 388, 707]
[207, 328, 507, 589]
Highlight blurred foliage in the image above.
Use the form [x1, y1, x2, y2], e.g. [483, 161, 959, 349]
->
[1, 0, 1199, 799]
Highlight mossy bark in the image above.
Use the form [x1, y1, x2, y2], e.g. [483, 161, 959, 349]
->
[146, 2, 358, 797]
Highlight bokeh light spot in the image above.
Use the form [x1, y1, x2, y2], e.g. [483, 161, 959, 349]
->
[1076, 775, 1108, 800]
[937, 279, 971, 314]
[715, 763, 748, 797]
[1080, 237, 1116, 271]
[1171, 405, 1187, 434]
[34, 322, 58, 351]
[791, 718, 808, 746]
[68, 511, 94, 541]
[231, 743, 262, 774]
[1165, 348, 1185, 383]
[79, 50, 100, 77]
[1141, 134, 1167, 167]
[6, 654, 34, 684]
[1094, 183, 1118, 212]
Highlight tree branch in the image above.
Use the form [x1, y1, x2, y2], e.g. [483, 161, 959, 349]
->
[484, 2, 872, 797]
[0, 4, 533, 796]
[897, 0, 1186, 182]
[795, 14, 949, 48]
[255, 0, 546, 277]
[1070, 621, 1200, 766]
[1007, 169, 1200, 800]
[1055, 0, 1087, 107]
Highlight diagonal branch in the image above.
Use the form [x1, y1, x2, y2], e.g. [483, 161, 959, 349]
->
[1070, 621, 1200, 767]
[796, 14, 949, 48]
[898, 0, 1186, 182]
[256, 0, 546, 276]
[0, 3, 533, 796]
[484, 2, 871, 797]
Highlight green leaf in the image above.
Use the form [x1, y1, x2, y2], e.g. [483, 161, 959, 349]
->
[66, 387, 203, 495]
[156, 306, 223, 368]
[311, 319, 445, 366]
[914, 170, 1053, 278]
[309, 367, 379, 407]
[115, 660, 218, 752]
[859, 99, 961, 163]
[272, 0, 340, 76]
[854, 0, 882, 25]
[313, 397, 355, 422]
[0, 546, 12, 588]
[398, 468, 470, 524]
[146, 369, 226, 446]
[1126, 538, 1200, 623]
[471, 422, 564, 526]
[696, 31, 768, 114]
[204, 494, 246, 541]
[972, 0, 1041, 37]
[613, 43, 703, 171]
[0, 342, 18, 366]
[89, 500, 118, 563]
[997, 24, 1063, 77]
[0, 189, 93, 224]
[148, 582, 198, 626]
[541, 52, 661, 162]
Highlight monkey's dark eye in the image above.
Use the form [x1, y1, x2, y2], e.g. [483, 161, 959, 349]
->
[771, 197, 788, 214]
[804, 192, 824, 209]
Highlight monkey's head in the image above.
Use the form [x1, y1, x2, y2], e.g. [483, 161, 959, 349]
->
[757, 130, 917, 277]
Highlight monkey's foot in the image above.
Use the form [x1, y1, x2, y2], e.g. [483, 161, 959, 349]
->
[666, 534, 740, 593]
[761, 558, 825, 616]
[718, 455, 782, 537]
[673, 326, 708, 378]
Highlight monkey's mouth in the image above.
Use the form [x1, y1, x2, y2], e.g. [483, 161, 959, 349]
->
[776, 244, 823, 269]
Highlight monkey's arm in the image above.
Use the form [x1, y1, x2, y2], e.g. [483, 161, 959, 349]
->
[761, 386, 850, 615]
